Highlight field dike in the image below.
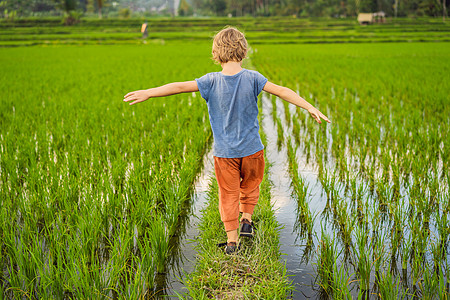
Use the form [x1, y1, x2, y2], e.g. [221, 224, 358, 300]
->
[178, 108, 293, 298]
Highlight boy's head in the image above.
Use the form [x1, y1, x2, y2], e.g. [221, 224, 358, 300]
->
[212, 27, 248, 64]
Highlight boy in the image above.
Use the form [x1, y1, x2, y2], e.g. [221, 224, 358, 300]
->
[124, 27, 330, 254]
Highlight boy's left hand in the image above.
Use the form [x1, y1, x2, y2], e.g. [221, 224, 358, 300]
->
[123, 90, 150, 105]
[307, 107, 331, 124]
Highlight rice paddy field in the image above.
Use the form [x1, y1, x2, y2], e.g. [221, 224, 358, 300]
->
[1, 17, 449, 299]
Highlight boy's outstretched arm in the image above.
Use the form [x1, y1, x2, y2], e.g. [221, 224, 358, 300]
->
[123, 81, 199, 105]
[263, 81, 330, 124]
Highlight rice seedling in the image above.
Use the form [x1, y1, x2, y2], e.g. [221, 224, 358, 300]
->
[276, 116, 284, 149]
[286, 138, 314, 241]
[438, 267, 449, 300]
[148, 216, 170, 274]
[420, 263, 439, 300]
[316, 228, 337, 295]
[331, 262, 353, 300]
[353, 225, 372, 292]
[371, 229, 386, 278]
[401, 235, 412, 272]
[377, 270, 407, 300]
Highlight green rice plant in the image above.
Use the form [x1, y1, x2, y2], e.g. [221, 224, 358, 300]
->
[316, 228, 337, 295]
[375, 179, 392, 214]
[377, 270, 407, 299]
[331, 262, 353, 300]
[411, 246, 425, 287]
[353, 225, 372, 292]
[356, 188, 368, 228]
[320, 168, 339, 203]
[118, 253, 149, 299]
[291, 116, 301, 146]
[330, 196, 355, 252]
[271, 94, 278, 124]
[388, 201, 406, 261]
[436, 210, 449, 250]
[420, 263, 439, 300]
[438, 267, 449, 300]
[283, 100, 291, 126]
[275, 115, 284, 149]
[431, 239, 445, 275]
[300, 213, 317, 264]
[372, 229, 386, 276]
[65, 237, 106, 298]
[401, 235, 412, 272]
[148, 216, 170, 274]
[286, 137, 315, 241]
[100, 221, 134, 296]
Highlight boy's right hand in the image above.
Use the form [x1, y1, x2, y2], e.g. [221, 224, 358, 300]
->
[123, 90, 150, 105]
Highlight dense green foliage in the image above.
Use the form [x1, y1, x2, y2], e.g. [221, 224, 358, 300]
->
[193, 0, 449, 17]
[0, 0, 448, 18]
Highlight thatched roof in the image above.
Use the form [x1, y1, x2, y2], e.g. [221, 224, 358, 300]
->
[358, 13, 373, 23]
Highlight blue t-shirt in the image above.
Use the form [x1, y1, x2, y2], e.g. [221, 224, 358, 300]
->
[196, 69, 268, 158]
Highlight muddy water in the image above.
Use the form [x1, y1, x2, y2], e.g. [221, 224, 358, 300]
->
[262, 95, 329, 299]
[156, 147, 215, 298]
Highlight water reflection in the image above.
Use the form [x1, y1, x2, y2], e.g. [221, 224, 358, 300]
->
[262, 95, 321, 299]
[155, 147, 215, 298]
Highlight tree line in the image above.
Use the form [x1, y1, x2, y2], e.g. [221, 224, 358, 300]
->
[0, 0, 447, 19]
[198, 0, 447, 17]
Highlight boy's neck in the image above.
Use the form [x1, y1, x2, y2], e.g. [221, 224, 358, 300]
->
[221, 61, 243, 76]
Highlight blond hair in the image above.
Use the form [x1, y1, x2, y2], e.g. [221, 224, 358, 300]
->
[212, 27, 248, 64]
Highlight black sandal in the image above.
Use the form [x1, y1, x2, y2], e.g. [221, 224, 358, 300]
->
[217, 241, 240, 254]
[240, 218, 255, 237]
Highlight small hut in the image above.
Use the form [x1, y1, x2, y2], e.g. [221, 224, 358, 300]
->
[358, 13, 373, 25]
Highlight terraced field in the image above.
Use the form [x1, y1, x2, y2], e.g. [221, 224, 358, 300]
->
[1, 17, 449, 47]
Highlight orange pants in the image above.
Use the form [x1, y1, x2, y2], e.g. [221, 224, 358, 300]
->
[214, 150, 265, 231]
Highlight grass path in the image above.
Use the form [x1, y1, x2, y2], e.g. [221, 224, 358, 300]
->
[179, 122, 293, 299]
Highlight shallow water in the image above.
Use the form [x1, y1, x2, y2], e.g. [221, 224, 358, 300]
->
[157, 147, 215, 298]
[262, 96, 327, 299]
